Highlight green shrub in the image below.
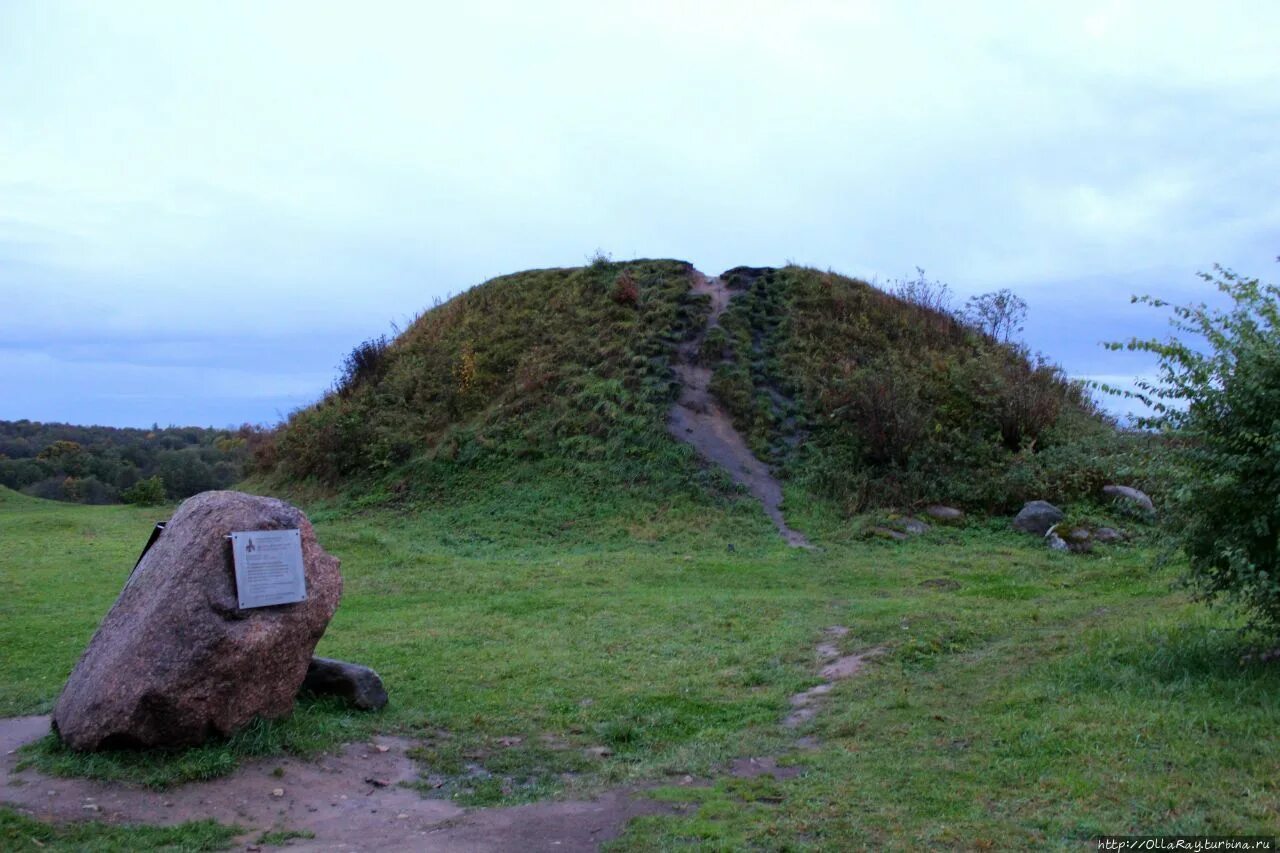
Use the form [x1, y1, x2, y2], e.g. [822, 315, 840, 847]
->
[1108, 263, 1280, 632]
[122, 475, 167, 506]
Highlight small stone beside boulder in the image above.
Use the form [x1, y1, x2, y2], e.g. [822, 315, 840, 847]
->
[301, 657, 389, 711]
[1103, 484, 1155, 515]
[52, 491, 343, 751]
[1012, 501, 1065, 536]
[925, 505, 964, 523]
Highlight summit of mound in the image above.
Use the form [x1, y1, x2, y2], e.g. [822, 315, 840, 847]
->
[263, 260, 1122, 523]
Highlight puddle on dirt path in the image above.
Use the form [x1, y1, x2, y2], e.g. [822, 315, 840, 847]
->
[1, 716, 670, 852]
[668, 270, 813, 549]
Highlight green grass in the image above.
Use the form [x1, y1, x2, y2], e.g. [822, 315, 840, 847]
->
[0, 806, 236, 851]
[255, 828, 314, 846]
[4, 482, 1279, 848]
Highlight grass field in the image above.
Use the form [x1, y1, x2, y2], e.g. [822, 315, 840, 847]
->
[3, 481, 1279, 849]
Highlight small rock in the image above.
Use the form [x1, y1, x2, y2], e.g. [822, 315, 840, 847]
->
[375, 744, 390, 753]
[364, 777, 391, 788]
[301, 658, 388, 712]
[81, 804, 100, 812]
[497, 736, 523, 747]
[871, 526, 909, 541]
[903, 518, 930, 535]
[925, 505, 964, 522]
[271, 788, 285, 798]
[585, 746, 613, 759]
[1013, 501, 1065, 535]
[1046, 532, 1069, 551]
[1094, 527, 1124, 543]
[1103, 484, 1155, 514]
[397, 813, 409, 820]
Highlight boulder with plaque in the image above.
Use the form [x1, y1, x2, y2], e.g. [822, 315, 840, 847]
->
[52, 490, 343, 750]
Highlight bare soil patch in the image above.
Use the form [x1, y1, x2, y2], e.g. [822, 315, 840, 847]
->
[783, 627, 884, 730]
[668, 271, 812, 548]
[2, 717, 668, 852]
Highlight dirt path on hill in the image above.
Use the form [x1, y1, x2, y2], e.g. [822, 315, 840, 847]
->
[0, 716, 671, 852]
[668, 271, 812, 548]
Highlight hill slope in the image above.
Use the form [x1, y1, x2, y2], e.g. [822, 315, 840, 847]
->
[265, 260, 1120, 522]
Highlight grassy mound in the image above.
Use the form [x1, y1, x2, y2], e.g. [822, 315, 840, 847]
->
[266, 261, 1134, 516]
[271, 259, 706, 496]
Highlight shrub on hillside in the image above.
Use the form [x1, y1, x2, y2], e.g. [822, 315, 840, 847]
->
[122, 475, 167, 506]
[718, 266, 1112, 512]
[1108, 262, 1280, 633]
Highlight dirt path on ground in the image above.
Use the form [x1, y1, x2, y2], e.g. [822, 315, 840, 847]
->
[667, 271, 812, 548]
[783, 627, 885, 732]
[1, 629, 882, 849]
[0, 717, 669, 852]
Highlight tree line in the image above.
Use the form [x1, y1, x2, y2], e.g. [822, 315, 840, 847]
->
[0, 420, 270, 505]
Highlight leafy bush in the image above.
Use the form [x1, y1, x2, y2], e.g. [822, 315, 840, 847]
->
[963, 288, 1028, 343]
[336, 335, 390, 396]
[122, 475, 167, 506]
[1108, 263, 1280, 632]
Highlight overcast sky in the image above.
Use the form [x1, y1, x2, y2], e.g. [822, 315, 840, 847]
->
[2, 1, 1277, 428]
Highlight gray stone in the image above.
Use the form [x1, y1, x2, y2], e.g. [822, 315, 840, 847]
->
[1094, 527, 1125, 543]
[1012, 501, 1065, 535]
[871, 526, 909, 541]
[301, 657, 388, 711]
[903, 518, 931, 535]
[924, 505, 964, 522]
[52, 491, 342, 750]
[1103, 484, 1155, 514]
[1046, 531, 1070, 551]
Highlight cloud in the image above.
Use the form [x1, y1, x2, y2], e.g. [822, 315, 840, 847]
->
[0, 1, 1276, 425]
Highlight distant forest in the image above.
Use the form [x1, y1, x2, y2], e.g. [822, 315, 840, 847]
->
[0, 420, 269, 505]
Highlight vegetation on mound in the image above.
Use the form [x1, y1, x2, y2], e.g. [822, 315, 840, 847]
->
[270, 259, 707, 494]
[264, 259, 1148, 516]
[710, 265, 1149, 512]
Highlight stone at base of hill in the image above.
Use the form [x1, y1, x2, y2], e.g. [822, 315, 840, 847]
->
[1094, 527, 1125, 544]
[1062, 526, 1092, 553]
[1013, 501, 1065, 536]
[1103, 484, 1155, 514]
[925, 505, 964, 522]
[301, 657, 389, 711]
[52, 491, 342, 751]
[903, 518, 931, 535]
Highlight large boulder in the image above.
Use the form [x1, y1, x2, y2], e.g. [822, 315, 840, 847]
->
[301, 657, 388, 711]
[1012, 500, 1065, 535]
[52, 491, 342, 750]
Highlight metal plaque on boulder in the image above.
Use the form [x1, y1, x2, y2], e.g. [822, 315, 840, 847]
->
[231, 529, 307, 609]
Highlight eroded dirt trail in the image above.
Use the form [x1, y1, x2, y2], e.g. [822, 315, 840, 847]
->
[1, 717, 668, 852]
[668, 271, 812, 548]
